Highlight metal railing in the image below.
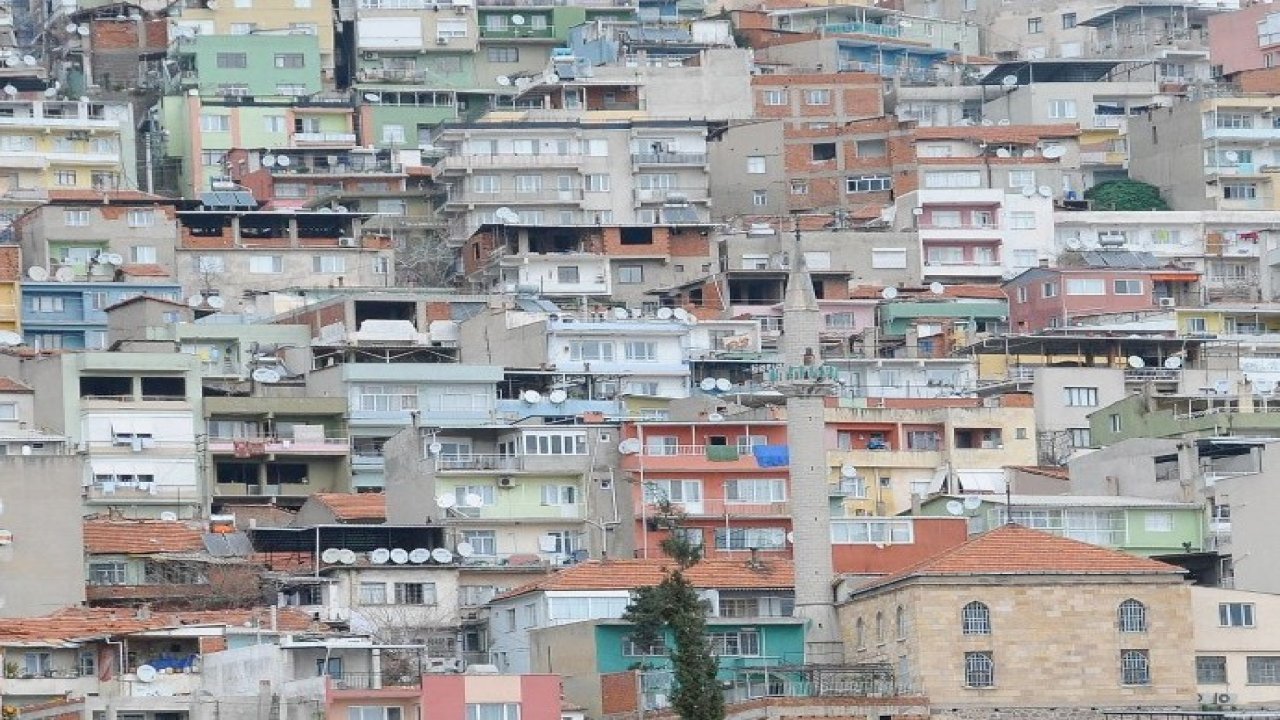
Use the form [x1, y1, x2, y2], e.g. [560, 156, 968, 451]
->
[644, 499, 791, 516]
[631, 152, 707, 165]
[435, 454, 523, 471]
[478, 26, 557, 39]
[329, 672, 421, 690]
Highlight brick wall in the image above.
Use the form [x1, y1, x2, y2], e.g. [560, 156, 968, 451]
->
[599, 671, 638, 715]
[601, 227, 672, 257]
[0, 244, 20, 282]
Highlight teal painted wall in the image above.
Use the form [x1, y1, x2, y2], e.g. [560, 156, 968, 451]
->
[185, 35, 322, 97]
[880, 301, 1008, 336]
[594, 622, 807, 677]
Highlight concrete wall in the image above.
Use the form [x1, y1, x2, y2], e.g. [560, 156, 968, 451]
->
[1216, 461, 1280, 594]
[1191, 585, 1280, 705]
[0, 455, 86, 616]
[529, 622, 603, 717]
[1032, 367, 1127, 436]
[709, 120, 786, 219]
[1068, 438, 1186, 500]
[1127, 103, 1214, 211]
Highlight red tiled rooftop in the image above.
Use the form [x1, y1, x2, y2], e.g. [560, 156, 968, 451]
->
[852, 524, 1184, 596]
[0, 607, 314, 645]
[912, 124, 1081, 144]
[84, 519, 206, 555]
[0, 376, 32, 393]
[497, 558, 794, 600]
[1007, 465, 1070, 481]
[312, 492, 386, 522]
[46, 190, 173, 203]
[119, 264, 174, 278]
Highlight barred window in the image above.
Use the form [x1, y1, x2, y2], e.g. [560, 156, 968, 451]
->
[962, 601, 991, 635]
[1118, 599, 1148, 633]
[1121, 649, 1151, 685]
[964, 652, 994, 687]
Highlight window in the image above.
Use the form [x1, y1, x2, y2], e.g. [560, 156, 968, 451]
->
[1186, 317, 1207, 334]
[872, 248, 908, 269]
[831, 519, 914, 543]
[964, 652, 994, 687]
[1008, 212, 1036, 230]
[0, 403, 15, 421]
[515, 175, 543, 193]
[1064, 387, 1098, 407]
[466, 704, 519, 720]
[724, 478, 786, 503]
[461, 530, 496, 556]
[1066, 278, 1105, 295]
[924, 171, 981, 188]
[709, 630, 761, 656]
[962, 601, 991, 635]
[752, 190, 768, 207]
[313, 255, 346, 273]
[216, 52, 247, 68]
[746, 156, 766, 174]
[804, 89, 830, 105]
[1114, 279, 1143, 295]
[555, 266, 579, 285]
[1144, 512, 1174, 532]
[382, 125, 406, 144]
[249, 255, 283, 274]
[1110, 414, 1122, 433]
[1215, 113, 1254, 129]
[790, 179, 809, 194]
[1224, 183, 1258, 200]
[1118, 599, 1147, 633]
[89, 562, 127, 585]
[274, 53, 306, 68]
[1121, 649, 1150, 686]
[0, 135, 33, 151]
[125, 209, 155, 228]
[55, 170, 77, 186]
[847, 175, 892, 193]
[394, 582, 437, 605]
[1027, 16, 1042, 32]
[1197, 656, 1227, 684]
[622, 635, 668, 656]
[811, 142, 837, 161]
[1048, 99, 1077, 119]
[523, 432, 588, 455]
[195, 256, 225, 274]
[437, 18, 468, 38]
[540, 484, 577, 506]
[619, 265, 644, 284]
[762, 89, 787, 105]
[264, 116, 287, 133]
[875, 611, 885, 643]
[1220, 602, 1256, 627]
[585, 174, 610, 192]
[486, 47, 520, 63]
[1068, 428, 1092, 448]
[349, 708, 402, 720]
[359, 582, 388, 605]
[356, 384, 418, 412]
[569, 341, 613, 362]
[624, 341, 657, 361]
[200, 114, 230, 132]
[31, 296, 65, 313]
[1248, 657, 1280, 684]
[64, 209, 89, 226]
[1062, 12, 1077, 28]
[714, 527, 787, 550]
[229, 22, 255, 34]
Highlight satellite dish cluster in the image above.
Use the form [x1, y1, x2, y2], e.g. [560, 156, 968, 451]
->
[319, 544, 473, 566]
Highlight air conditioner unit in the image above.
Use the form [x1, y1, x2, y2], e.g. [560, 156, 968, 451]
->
[338, 236, 359, 247]
[454, 4, 467, 12]
[436, 36, 450, 45]
[497, 476, 516, 489]
[362, 51, 379, 60]
[1158, 297, 1176, 308]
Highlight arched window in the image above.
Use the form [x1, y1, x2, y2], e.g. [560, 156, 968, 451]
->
[962, 601, 991, 635]
[896, 605, 908, 640]
[964, 651, 995, 688]
[875, 611, 885, 643]
[855, 617, 866, 648]
[1119, 599, 1147, 633]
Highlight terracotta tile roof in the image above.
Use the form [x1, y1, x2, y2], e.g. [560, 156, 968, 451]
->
[118, 264, 174, 278]
[497, 558, 794, 600]
[0, 376, 32, 393]
[848, 284, 1008, 300]
[312, 492, 386, 522]
[1007, 465, 1070, 481]
[228, 504, 297, 528]
[912, 124, 1081, 144]
[45, 190, 173, 203]
[852, 525, 1184, 596]
[102, 294, 189, 312]
[0, 606, 314, 645]
[84, 519, 206, 555]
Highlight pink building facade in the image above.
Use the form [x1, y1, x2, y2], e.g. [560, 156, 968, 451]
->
[326, 673, 563, 720]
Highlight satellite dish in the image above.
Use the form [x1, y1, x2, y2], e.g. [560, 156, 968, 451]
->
[1037, 185, 1053, 197]
[1127, 355, 1146, 369]
[77, 25, 90, 36]
[929, 281, 945, 295]
[321, 548, 342, 564]
[980, 119, 994, 127]
[1164, 356, 1183, 369]
[1042, 145, 1066, 159]
[390, 548, 410, 564]
[206, 295, 226, 310]
[1021, 149, 1034, 157]
[435, 494, 457, 509]
[1021, 185, 1036, 197]
[370, 548, 391, 564]
[105, 253, 124, 265]
[334, 206, 350, 213]
[549, 388, 568, 404]
[136, 665, 158, 683]
[618, 438, 642, 455]
[65, 23, 78, 33]
[945, 500, 965, 516]
[27, 267, 48, 281]
[409, 548, 431, 563]
[3, 85, 17, 97]
[496, 75, 512, 86]
[786, 532, 795, 544]
[611, 307, 629, 320]
[276, 155, 291, 167]
[2, 57, 14, 67]
[0, 331, 22, 347]
[159, 511, 178, 522]
[1224, 150, 1240, 163]
[708, 412, 725, 422]
[464, 492, 485, 508]
[338, 549, 357, 564]
[252, 367, 282, 384]
[656, 307, 674, 320]
[455, 542, 475, 558]
[1001, 74, 1019, 86]
[522, 389, 543, 404]
[699, 377, 717, 392]
[428, 442, 444, 455]
[363, 92, 382, 102]
[54, 267, 74, 282]
[715, 378, 732, 392]
[995, 148, 1011, 158]
[1065, 237, 1083, 250]
[262, 154, 277, 167]
[998, 119, 1011, 126]
[840, 463, 858, 478]
[511, 13, 526, 24]
[496, 207, 519, 224]
[43, 87, 56, 98]
[673, 308, 691, 322]
[963, 496, 983, 510]
[21, 56, 35, 67]
[881, 286, 898, 300]
[432, 547, 454, 563]
[187, 295, 204, 308]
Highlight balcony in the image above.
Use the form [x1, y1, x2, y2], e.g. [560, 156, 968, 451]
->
[0, 671, 98, 698]
[635, 186, 709, 204]
[922, 260, 1003, 277]
[631, 152, 707, 166]
[830, 448, 943, 468]
[357, 68, 430, 84]
[1123, 368, 1181, 383]
[270, 161, 400, 176]
[330, 672, 422, 690]
[1080, 150, 1126, 165]
[84, 481, 199, 502]
[47, 151, 120, 166]
[836, 60, 937, 84]
[436, 453, 524, 471]
[449, 501, 584, 520]
[1203, 125, 1280, 142]
[449, 188, 583, 205]
[823, 21, 901, 37]
[1091, 115, 1126, 129]
[478, 26, 557, 40]
[437, 153, 584, 171]
[644, 498, 791, 518]
[291, 132, 358, 146]
[207, 436, 351, 456]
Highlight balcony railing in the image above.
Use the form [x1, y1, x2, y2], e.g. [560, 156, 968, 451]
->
[635, 186, 709, 203]
[330, 672, 422, 690]
[478, 26, 557, 39]
[436, 453, 523, 471]
[357, 68, 430, 84]
[292, 132, 357, 145]
[823, 21, 901, 37]
[631, 152, 707, 165]
[437, 154, 584, 170]
[449, 188, 583, 204]
[270, 162, 400, 175]
[1123, 368, 1181, 382]
[207, 436, 351, 455]
[644, 499, 791, 517]
[918, 222, 999, 230]
[1092, 115, 1126, 129]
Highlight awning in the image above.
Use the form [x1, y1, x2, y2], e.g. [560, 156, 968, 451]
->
[1151, 272, 1200, 282]
[955, 469, 1006, 494]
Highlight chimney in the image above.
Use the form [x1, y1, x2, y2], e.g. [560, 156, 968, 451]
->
[747, 547, 762, 569]
[135, 603, 152, 620]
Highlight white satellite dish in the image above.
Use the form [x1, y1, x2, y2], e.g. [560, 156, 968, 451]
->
[511, 13, 526, 24]
[187, 295, 205, 308]
[390, 548, 410, 564]
[786, 531, 795, 544]
[699, 377, 717, 391]
[206, 295, 226, 310]
[136, 665, 158, 683]
[2, 57, 14, 67]
[77, 25, 90, 36]
[21, 56, 34, 67]
[432, 547, 454, 563]
[409, 548, 430, 563]
[995, 148, 1011, 158]
[496, 75, 512, 86]
[0, 331, 22, 347]
[546, 73, 561, 83]
[963, 496, 983, 510]
[1127, 355, 1146, 369]
[656, 307, 674, 320]
[1164, 356, 1183, 370]
[522, 389, 543, 404]
[1042, 145, 1066, 159]
[26, 266, 48, 281]
[435, 494, 457, 509]
[428, 442, 444, 455]
[370, 548, 391, 564]
[840, 463, 858, 478]
[321, 548, 342, 564]
[1037, 185, 1053, 198]
[1021, 185, 1036, 197]
[363, 92, 382, 102]
[707, 412, 725, 422]
[998, 119, 1011, 126]
[54, 267, 74, 282]
[881, 286, 898, 300]
[1224, 150, 1240, 163]
[159, 511, 179, 522]
[715, 378, 732, 392]
[618, 438, 642, 455]
[929, 281, 945, 295]
[456, 542, 475, 558]
[1021, 149, 1034, 157]
[981, 119, 994, 126]
[1001, 74, 1019, 86]
[252, 367, 282, 384]
[495, 207, 519, 224]
[262, 154, 277, 167]
[3, 85, 17, 97]
[276, 155, 291, 167]
[945, 499, 965, 515]
[43, 87, 56, 97]
[673, 308, 691, 322]
[548, 388, 568, 404]
[1065, 237, 1083, 250]
[611, 307, 630, 320]
[104, 253, 124, 265]
[65, 23, 78, 33]
[463, 492, 485, 508]
[338, 549, 357, 564]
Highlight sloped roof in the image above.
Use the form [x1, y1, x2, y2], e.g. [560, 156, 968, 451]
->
[1006, 465, 1070, 480]
[0, 607, 314, 646]
[0, 376, 32, 393]
[850, 524, 1184, 596]
[119, 264, 174, 278]
[84, 520, 206, 555]
[312, 492, 386, 522]
[913, 124, 1081, 143]
[497, 558, 794, 601]
[45, 189, 172, 203]
[849, 284, 1008, 300]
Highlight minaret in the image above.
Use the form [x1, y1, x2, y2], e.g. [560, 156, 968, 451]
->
[779, 224, 842, 661]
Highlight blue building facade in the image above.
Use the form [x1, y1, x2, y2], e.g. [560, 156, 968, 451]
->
[21, 281, 183, 350]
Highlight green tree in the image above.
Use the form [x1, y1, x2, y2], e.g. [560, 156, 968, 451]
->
[1084, 179, 1170, 211]
[624, 500, 725, 720]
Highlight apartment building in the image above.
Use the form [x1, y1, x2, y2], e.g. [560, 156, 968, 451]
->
[0, 452, 84, 618]
[169, 33, 324, 99]
[754, 32, 955, 87]
[1130, 96, 1280, 211]
[172, 0, 336, 80]
[1209, 2, 1280, 78]
[0, 244, 18, 335]
[1191, 586, 1280, 707]
[13, 190, 178, 279]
